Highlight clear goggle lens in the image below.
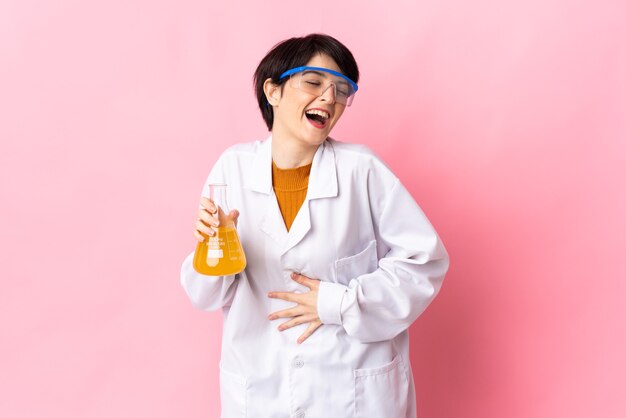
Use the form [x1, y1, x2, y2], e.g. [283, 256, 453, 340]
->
[280, 67, 358, 106]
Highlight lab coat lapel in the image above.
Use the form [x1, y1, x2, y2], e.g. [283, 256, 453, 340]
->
[280, 140, 338, 255]
[248, 136, 273, 195]
[248, 137, 289, 247]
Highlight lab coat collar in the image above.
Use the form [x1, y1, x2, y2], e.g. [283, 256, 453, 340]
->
[248, 135, 338, 200]
[250, 135, 338, 255]
[308, 138, 338, 200]
[248, 136, 273, 195]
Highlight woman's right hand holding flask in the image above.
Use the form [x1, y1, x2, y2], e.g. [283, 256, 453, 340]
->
[194, 196, 240, 242]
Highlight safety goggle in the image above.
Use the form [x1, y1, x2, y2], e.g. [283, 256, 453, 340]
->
[278, 66, 359, 106]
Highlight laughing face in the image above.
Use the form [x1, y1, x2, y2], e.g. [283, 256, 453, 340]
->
[265, 54, 348, 151]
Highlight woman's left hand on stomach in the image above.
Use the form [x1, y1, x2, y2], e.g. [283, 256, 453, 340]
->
[267, 273, 322, 344]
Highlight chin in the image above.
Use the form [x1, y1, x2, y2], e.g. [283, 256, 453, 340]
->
[300, 129, 329, 145]
[308, 133, 330, 145]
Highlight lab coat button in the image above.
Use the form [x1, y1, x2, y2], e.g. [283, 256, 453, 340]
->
[293, 411, 305, 418]
[292, 358, 304, 368]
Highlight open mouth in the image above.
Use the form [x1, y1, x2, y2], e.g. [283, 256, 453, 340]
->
[305, 109, 330, 128]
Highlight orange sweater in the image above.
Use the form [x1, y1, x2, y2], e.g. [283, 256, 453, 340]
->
[272, 160, 312, 231]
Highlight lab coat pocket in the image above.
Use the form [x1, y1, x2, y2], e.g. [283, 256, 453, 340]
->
[334, 240, 378, 284]
[353, 355, 409, 418]
[219, 365, 247, 418]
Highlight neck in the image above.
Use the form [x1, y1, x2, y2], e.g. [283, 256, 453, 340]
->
[271, 131, 321, 169]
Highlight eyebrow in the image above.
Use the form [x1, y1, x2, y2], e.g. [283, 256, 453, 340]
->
[302, 70, 349, 86]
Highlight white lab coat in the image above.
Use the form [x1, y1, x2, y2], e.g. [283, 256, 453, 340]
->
[181, 136, 449, 418]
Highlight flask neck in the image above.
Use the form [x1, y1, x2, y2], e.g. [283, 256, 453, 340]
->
[209, 184, 230, 223]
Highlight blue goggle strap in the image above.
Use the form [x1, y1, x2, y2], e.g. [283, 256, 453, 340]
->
[278, 66, 359, 93]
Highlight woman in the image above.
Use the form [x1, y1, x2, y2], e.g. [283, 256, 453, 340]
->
[181, 34, 449, 418]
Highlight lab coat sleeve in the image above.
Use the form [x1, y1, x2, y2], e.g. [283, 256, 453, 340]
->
[317, 179, 449, 343]
[180, 152, 240, 311]
[180, 253, 239, 311]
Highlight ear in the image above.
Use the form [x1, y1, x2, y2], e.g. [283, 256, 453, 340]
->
[263, 78, 282, 106]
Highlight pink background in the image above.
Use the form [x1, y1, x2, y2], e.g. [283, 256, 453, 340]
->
[1, 1, 625, 417]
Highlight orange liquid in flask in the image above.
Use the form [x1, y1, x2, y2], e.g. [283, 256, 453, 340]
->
[193, 183, 246, 276]
[193, 222, 247, 276]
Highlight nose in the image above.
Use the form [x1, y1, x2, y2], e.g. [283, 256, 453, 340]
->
[319, 83, 336, 104]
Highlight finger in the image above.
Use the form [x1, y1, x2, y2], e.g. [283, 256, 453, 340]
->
[193, 230, 205, 242]
[198, 209, 220, 227]
[267, 291, 301, 303]
[276, 314, 317, 332]
[268, 306, 305, 321]
[199, 197, 217, 214]
[195, 218, 216, 237]
[229, 210, 240, 226]
[290, 272, 320, 290]
[297, 321, 322, 344]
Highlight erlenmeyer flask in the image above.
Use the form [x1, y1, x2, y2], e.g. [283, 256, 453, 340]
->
[193, 183, 247, 276]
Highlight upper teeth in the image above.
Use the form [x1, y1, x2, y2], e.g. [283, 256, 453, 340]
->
[306, 109, 330, 119]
